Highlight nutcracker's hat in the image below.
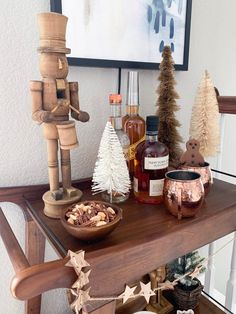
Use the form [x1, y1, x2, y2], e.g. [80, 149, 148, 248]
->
[37, 12, 71, 54]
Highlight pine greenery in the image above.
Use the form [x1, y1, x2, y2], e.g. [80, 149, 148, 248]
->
[156, 45, 183, 167]
[167, 251, 205, 287]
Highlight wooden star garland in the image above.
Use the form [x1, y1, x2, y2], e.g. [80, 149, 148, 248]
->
[70, 288, 91, 314]
[139, 281, 156, 303]
[118, 284, 137, 303]
[158, 280, 177, 291]
[72, 270, 91, 289]
[65, 237, 235, 313]
[189, 265, 203, 279]
[66, 250, 90, 274]
[65, 250, 91, 313]
[65, 249, 204, 312]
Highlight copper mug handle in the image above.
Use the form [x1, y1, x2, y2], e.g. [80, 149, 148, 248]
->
[177, 188, 183, 220]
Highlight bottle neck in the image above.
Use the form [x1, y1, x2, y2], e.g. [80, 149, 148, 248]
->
[146, 132, 158, 142]
[110, 117, 122, 130]
[110, 103, 121, 117]
[126, 105, 139, 116]
[110, 103, 122, 130]
[127, 71, 139, 105]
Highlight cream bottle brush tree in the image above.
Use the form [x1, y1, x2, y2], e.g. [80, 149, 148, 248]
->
[189, 70, 220, 157]
[92, 122, 131, 202]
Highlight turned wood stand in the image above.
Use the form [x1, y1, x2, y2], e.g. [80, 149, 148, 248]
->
[0, 178, 235, 314]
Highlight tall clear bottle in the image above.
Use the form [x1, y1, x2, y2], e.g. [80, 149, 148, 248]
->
[109, 94, 130, 161]
[134, 115, 169, 204]
[101, 94, 130, 203]
[123, 71, 145, 179]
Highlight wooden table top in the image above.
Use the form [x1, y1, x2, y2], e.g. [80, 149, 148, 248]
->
[24, 178, 236, 297]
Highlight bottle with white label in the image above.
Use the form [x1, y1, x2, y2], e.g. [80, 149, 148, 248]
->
[133, 115, 169, 204]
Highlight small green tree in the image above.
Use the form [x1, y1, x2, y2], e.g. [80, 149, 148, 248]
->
[167, 251, 205, 288]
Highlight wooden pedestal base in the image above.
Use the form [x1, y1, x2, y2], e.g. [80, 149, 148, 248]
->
[43, 189, 82, 218]
[146, 296, 173, 314]
[116, 297, 147, 314]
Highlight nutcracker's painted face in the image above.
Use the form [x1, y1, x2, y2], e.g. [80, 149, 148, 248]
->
[39, 53, 68, 79]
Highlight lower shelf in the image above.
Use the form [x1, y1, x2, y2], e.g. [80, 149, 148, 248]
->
[115, 294, 229, 314]
[187, 295, 230, 314]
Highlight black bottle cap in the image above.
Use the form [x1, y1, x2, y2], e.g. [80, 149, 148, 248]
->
[146, 115, 159, 132]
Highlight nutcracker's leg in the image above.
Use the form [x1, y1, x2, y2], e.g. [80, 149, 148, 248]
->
[61, 148, 78, 197]
[47, 139, 63, 200]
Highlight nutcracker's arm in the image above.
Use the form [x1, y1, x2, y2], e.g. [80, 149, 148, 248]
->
[30, 81, 53, 124]
[69, 82, 89, 122]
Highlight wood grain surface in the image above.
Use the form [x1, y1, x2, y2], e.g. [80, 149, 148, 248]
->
[1, 178, 236, 313]
[24, 179, 236, 298]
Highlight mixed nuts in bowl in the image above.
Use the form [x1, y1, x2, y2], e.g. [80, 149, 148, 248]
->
[61, 200, 122, 241]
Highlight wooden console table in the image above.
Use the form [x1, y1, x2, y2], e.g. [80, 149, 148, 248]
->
[0, 178, 236, 314]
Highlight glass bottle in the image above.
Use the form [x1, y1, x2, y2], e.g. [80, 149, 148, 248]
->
[109, 94, 130, 161]
[123, 71, 145, 179]
[134, 115, 169, 204]
[101, 94, 130, 203]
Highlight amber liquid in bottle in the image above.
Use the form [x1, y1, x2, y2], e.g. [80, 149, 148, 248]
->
[123, 71, 145, 179]
[134, 116, 169, 204]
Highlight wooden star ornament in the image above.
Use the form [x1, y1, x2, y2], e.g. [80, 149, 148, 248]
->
[139, 282, 155, 303]
[118, 284, 137, 303]
[66, 250, 90, 274]
[70, 288, 91, 314]
[72, 270, 91, 289]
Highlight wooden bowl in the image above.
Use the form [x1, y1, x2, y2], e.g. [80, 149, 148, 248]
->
[60, 200, 122, 241]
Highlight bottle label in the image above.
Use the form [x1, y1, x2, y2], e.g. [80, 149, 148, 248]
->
[149, 179, 164, 196]
[144, 155, 169, 170]
[133, 177, 138, 192]
[128, 136, 146, 161]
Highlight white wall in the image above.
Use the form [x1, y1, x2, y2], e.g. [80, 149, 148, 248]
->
[1, 0, 236, 313]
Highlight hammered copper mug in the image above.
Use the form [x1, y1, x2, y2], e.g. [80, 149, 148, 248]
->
[163, 170, 204, 219]
[179, 162, 213, 195]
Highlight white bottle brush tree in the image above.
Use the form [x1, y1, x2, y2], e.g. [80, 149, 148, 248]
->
[92, 122, 131, 201]
[189, 70, 220, 157]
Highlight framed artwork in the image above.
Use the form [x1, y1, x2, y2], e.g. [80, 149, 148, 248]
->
[51, 0, 192, 70]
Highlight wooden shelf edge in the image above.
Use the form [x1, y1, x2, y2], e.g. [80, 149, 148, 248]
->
[0, 178, 92, 204]
[216, 87, 236, 115]
[218, 96, 236, 114]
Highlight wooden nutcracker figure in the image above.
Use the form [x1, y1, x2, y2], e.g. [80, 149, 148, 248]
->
[30, 12, 89, 218]
[146, 266, 173, 314]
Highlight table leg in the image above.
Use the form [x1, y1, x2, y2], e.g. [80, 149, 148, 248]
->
[25, 218, 46, 314]
[82, 301, 116, 314]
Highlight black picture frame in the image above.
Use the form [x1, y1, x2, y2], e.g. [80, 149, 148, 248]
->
[50, 0, 192, 71]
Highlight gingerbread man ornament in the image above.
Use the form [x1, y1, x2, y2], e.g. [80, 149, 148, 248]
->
[180, 139, 205, 166]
